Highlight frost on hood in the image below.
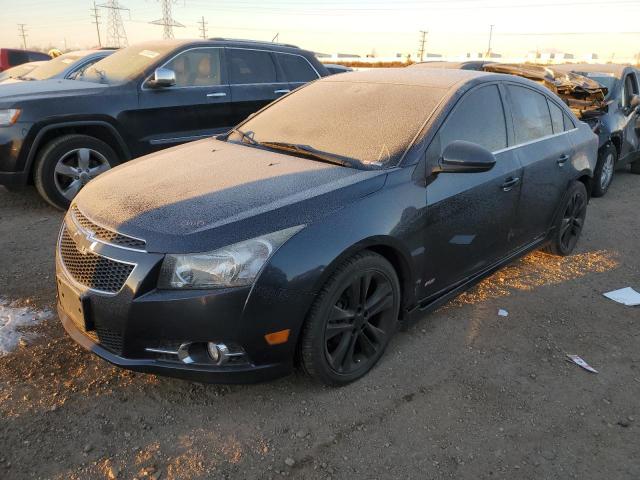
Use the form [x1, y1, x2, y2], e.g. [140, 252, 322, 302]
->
[0, 298, 53, 356]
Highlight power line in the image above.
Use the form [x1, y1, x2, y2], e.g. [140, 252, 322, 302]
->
[418, 30, 427, 61]
[97, 0, 129, 48]
[198, 15, 208, 39]
[150, 0, 185, 40]
[17, 24, 28, 49]
[90, 1, 102, 47]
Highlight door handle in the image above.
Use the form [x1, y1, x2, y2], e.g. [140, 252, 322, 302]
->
[206, 92, 227, 97]
[501, 177, 520, 192]
[557, 154, 570, 166]
[274, 89, 290, 94]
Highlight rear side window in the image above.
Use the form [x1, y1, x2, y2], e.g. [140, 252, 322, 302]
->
[278, 54, 318, 82]
[548, 100, 564, 134]
[563, 112, 575, 130]
[508, 85, 553, 143]
[228, 48, 277, 84]
[8, 50, 29, 66]
[439, 85, 507, 153]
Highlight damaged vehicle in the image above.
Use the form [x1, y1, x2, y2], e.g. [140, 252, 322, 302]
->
[56, 69, 596, 385]
[483, 63, 640, 196]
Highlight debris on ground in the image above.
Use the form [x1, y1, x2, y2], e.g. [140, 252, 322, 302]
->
[603, 287, 640, 306]
[498, 309, 509, 317]
[566, 354, 599, 373]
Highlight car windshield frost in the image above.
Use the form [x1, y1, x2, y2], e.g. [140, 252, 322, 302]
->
[80, 44, 175, 84]
[22, 53, 83, 80]
[230, 81, 444, 168]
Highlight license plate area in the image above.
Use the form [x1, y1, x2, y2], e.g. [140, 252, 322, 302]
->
[57, 278, 93, 333]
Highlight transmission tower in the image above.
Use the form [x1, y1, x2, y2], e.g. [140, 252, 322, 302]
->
[417, 30, 428, 62]
[98, 0, 129, 48]
[150, 0, 184, 40]
[90, 1, 102, 47]
[198, 16, 208, 39]
[17, 24, 28, 49]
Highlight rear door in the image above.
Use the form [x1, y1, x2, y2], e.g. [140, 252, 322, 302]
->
[135, 47, 232, 150]
[275, 52, 321, 91]
[227, 47, 287, 125]
[423, 83, 524, 298]
[505, 84, 575, 245]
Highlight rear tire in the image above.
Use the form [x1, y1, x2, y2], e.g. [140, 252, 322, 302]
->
[591, 144, 616, 197]
[542, 181, 588, 256]
[299, 251, 400, 386]
[34, 134, 119, 210]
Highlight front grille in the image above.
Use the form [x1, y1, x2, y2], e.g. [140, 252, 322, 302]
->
[59, 227, 135, 293]
[71, 206, 146, 250]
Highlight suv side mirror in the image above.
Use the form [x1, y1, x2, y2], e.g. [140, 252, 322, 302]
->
[147, 67, 176, 88]
[435, 140, 496, 173]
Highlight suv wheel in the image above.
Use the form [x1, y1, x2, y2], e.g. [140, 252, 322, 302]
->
[299, 251, 400, 386]
[592, 144, 616, 197]
[34, 134, 118, 210]
[543, 181, 588, 256]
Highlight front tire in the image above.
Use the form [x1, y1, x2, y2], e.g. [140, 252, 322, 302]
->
[34, 134, 119, 210]
[591, 144, 616, 197]
[543, 181, 588, 256]
[299, 251, 401, 386]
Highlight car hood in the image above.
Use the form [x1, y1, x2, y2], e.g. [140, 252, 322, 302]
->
[0, 78, 107, 104]
[74, 138, 387, 254]
[482, 63, 608, 119]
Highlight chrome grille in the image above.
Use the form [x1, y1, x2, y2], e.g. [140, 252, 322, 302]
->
[71, 205, 146, 250]
[59, 227, 135, 294]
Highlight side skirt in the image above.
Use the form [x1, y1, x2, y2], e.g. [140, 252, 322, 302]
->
[401, 236, 547, 328]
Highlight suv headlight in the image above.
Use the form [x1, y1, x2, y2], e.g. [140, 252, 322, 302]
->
[0, 109, 21, 127]
[158, 225, 304, 289]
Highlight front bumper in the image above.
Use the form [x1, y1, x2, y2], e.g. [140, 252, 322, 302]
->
[55, 207, 316, 384]
[0, 122, 30, 185]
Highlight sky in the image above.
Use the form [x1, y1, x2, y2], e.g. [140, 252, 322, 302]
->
[1, 0, 640, 60]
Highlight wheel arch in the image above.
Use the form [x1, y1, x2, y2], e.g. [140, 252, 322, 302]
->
[24, 120, 131, 182]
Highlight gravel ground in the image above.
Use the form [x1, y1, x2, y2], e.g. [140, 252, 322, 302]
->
[0, 171, 639, 480]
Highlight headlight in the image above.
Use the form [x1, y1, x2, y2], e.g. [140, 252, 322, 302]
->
[0, 109, 21, 127]
[158, 225, 304, 289]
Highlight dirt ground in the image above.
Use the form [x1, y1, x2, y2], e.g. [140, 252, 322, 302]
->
[0, 171, 639, 480]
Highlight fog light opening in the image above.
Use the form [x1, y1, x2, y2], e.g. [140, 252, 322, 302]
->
[207, 342, 221, 363]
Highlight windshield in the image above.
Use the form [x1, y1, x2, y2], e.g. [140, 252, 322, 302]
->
[229, 81, 443, 168]
[80, 44, 175, 84]
[23, 53, 84, 80]
[579, 72, 618, 99]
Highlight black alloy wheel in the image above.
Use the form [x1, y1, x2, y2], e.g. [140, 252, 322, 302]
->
[543, 181, 588, 256]
[300, 251, 400, 385]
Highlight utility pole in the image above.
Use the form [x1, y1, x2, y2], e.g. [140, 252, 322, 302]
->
[150, 0, 185, 40]
[272, 32, 279, 43]
[417, 30, 428, 62]
[486, 24, 494, 58]
[198, 15, 207, 39]
[17, 24, 27, 49]
[91, 1, 102, 47]
[98, 0, 129, 48]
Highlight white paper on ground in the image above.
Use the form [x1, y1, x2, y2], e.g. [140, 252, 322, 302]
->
[566, 354, 598, 373]
[498, 309, 509, 317]
[603, 287, 640, 306]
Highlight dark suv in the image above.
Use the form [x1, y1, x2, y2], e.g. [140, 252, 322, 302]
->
[0, 39, 328, 208]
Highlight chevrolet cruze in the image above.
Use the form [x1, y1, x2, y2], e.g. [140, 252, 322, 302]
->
[56, 69, 597, 385]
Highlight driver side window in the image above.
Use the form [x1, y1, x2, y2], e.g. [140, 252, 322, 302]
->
[163, 48, 223, 87]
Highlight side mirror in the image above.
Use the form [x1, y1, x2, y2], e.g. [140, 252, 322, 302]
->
[631, 94, 640, 109]
[435, 140, 496, 174]
[147, 67, 176, 88]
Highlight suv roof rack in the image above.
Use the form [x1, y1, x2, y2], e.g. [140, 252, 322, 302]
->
[208, 37, 300, 49]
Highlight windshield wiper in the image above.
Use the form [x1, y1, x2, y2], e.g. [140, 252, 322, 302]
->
[226, 127, 260, 146]
[258, 141, 362, 168]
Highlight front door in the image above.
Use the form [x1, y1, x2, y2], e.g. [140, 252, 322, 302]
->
[422, 84, 524, 299]
[226, 47, 288, 125]
[133, 47, 232, 152]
